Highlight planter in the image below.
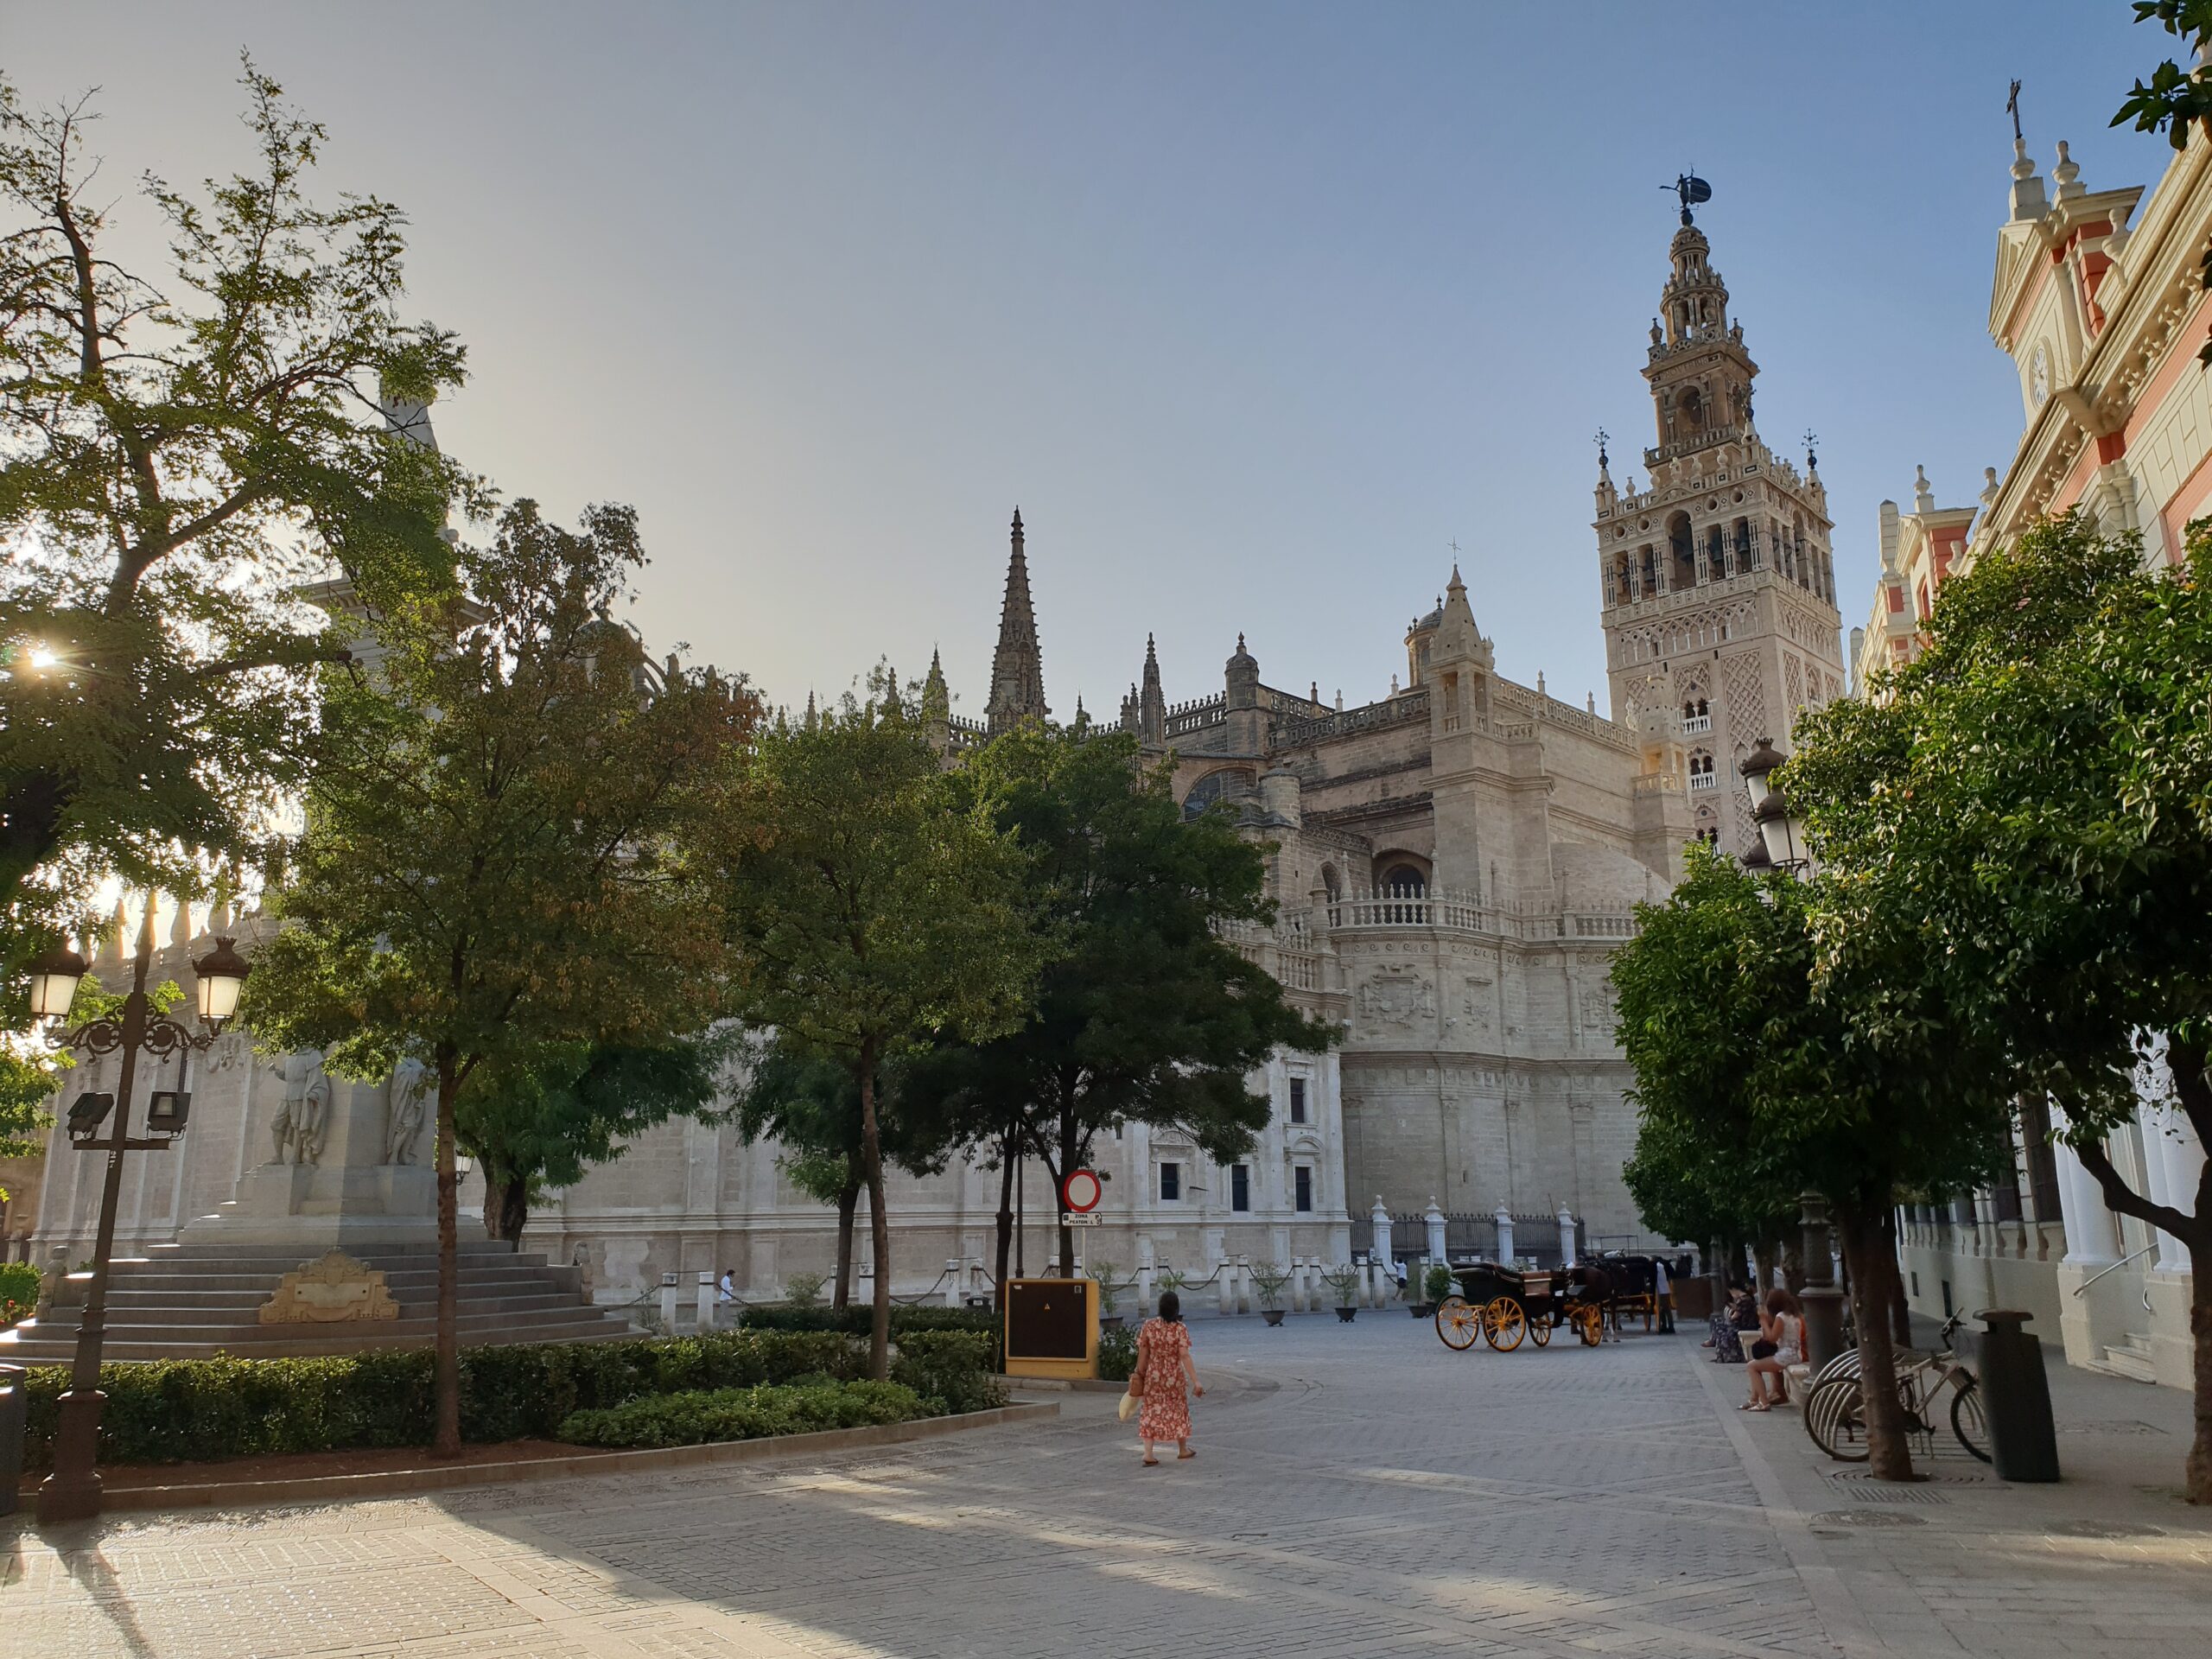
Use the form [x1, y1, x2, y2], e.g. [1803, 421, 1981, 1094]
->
[1409, 1302, 1433, 1319]
[1099, 1315, 1125, 1333]
[1262, 1309, 1286, 1327]
[1335, 1306, 1357, 1323]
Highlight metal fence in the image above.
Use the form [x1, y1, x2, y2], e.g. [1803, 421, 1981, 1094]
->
[1347, 1211, 1586, 1268]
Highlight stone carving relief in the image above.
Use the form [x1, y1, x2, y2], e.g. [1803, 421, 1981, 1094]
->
[257, 1249, 399, 1323]
[270, 1049, 332, 1166]
[1458, 972, 1496, 1039]
[1578, 982, 1618, 1049]
[385, 1057, 430, 1166]
[1357, 965, 1436, 1031]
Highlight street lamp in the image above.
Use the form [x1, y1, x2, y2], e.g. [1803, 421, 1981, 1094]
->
[31, 902, 248, 1525]
[1738, 737, 1812, 874]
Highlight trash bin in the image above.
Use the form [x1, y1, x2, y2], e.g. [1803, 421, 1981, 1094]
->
[0, 1363, 25, 1516]
[1975, 1309, 2060, 1483]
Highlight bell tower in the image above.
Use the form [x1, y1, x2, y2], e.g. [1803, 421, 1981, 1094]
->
[1592, 181, 1847, 855]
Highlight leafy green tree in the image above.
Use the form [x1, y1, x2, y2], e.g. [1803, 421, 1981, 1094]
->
[906, 724, 1337, 1283]
[731, 1036, 954, 1310]
[461, 1037, 733, 1244]
[710, 684, 1044, 1378]
[1789, 514, 2212, 1503]
[244, 500, 751, 1453]
[1613, 847, 2013, 1480]
[2114, 3, 2212, 151]
[0, 60, 473, 978]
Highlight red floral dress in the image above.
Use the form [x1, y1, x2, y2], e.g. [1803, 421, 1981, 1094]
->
[1135, 1316, 1192, 1443]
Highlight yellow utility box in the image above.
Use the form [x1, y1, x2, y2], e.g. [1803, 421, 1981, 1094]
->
[1002, 1276, 1097, 1381]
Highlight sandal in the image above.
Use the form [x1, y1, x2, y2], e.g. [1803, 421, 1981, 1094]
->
[1178, 1449, 1196, 1460]
[1141, 1457, 1160, 1466]
[1747, 1402, 1771, 1413]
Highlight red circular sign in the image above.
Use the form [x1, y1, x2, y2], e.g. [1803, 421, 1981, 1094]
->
[1061, 1169, 1103, 1213]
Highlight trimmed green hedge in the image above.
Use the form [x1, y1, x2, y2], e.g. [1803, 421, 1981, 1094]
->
[14, 1326, 997, 1471]
[1097, 1325, 1136, 1382]
[738, 1304, 996, 1338]
[556, 1380, 927, 1448]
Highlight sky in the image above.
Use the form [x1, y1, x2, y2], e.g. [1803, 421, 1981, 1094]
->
[3, 3, 2172, 720]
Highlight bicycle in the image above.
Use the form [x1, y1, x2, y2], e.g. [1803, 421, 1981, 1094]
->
[1803, 1312, 1990, 1465]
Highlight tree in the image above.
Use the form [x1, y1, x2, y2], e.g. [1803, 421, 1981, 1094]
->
[0, 60, 472, 975]
[460, 1036, 733, 1243]
[1612, 847, 2014, 1481]
[710, 684, 1043, 1379]
[1789, 514, 2212, 1503]
[731, 1035, 953, 1310]
[243, 499, 752, 1453]
[2114, 3, 2212, 152]
[906, 724, 1338, 1284]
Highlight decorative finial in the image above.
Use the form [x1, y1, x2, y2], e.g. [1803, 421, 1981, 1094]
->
[1593, 428, 1610, 470]
[2007, 78, 2023, 147]
[1011, 506, 1022, 531]
[1803, 429, 1820, 473]
[1237, 632, 1246, 651]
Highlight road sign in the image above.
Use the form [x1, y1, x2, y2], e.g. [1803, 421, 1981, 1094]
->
[1059, 1212, 1100, 1227]
[1061, 1168, 1103, 1213]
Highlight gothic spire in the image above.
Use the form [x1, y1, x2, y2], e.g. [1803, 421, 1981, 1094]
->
[985, 507, 1048, 734]
[1138, 630, 1165, 743]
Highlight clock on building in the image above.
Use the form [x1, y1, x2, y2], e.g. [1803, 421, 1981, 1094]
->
[2031, 341, 2050, 408]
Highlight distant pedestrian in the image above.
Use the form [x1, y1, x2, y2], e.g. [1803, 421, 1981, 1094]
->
[1654, 1256, 1675, 1333]
[716, 1269, 737, 1304]
[1134, 1290, 1204, 1465]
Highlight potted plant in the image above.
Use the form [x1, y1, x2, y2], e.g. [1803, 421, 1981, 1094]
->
[1323, 1263, 1362, 1321]
[1250, 1262, 1292, 1325]
[1418, 1261, 1457, 1319]
[1092, 1261, 1125, 1332]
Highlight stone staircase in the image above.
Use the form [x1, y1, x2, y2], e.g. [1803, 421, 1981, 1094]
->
[2090, 1332, 2159, 1384]
[0, 1239, 639, 1363]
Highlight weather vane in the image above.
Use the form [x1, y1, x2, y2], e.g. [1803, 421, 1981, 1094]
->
[1803, 429, 1820, 472]
[1663, 171, 1712, 226]
[1594, 428, 1610, 468]
[2007, 79, 2023, 145]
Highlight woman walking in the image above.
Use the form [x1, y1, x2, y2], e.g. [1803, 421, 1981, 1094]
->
[1134, 1290, 1204, 1465]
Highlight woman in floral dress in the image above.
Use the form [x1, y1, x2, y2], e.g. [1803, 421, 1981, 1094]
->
[1135, 1290, 1204, 1465]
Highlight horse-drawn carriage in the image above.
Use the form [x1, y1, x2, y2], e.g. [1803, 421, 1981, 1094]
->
[1433, 1261, 1608, 1351]
[1433, 1255, 1662, 1351]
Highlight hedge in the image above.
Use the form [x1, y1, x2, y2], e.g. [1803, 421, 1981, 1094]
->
[1097, 1325, 1136, 1382]
[556, 1380, 927, 1448]
[15, 1326, 996, 1471]
[738, 1304, 996, 1338]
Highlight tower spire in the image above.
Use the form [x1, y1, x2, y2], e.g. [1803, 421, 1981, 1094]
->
[985, 507, 1048, 734]
[1138, 631, 1165, 742]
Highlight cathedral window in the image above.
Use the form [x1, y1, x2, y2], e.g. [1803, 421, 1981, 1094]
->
[1289, 1077, 1308, 1124]
[1230, 1165, 1250, 1212]
[1667, 512, 1695, 592]
[1159, 1162, 1181, 1202]
[1294, 1166, 1313, 1213]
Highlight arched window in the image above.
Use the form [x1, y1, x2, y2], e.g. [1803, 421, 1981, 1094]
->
[1181, 768, 1253, 822]
[1380, 862, 1427, 897]
[1320, 863, 1342, 903]
[1667, 512, 1695, 592]
[1679, 386, 1704, 430]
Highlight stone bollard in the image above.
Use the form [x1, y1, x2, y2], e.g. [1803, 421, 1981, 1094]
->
[1217, 1258, 1236, 1317]
[1424, 1198, 1448, 1267]
[1236, 1254, 1252, 1314]
[1137, 1263, 1154, 1318]
[1302, 1257, 1321, 1314]
[695, 1271, 715, 1332]
[945, 1258, 963, 1308]
[1494, 1206, 1516, 1265]
[1557, 1205, 1578, 1268]
[658, 1272, 679, 1332]
[1979, 1310, 2061, 1482]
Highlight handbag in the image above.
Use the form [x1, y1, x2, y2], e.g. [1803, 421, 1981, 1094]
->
[1117, 1387, 1139, 1421]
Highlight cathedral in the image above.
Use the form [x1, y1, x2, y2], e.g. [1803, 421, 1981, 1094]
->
[19, 201, 1847, 1310]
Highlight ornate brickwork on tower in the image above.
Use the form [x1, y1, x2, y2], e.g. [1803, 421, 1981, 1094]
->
[1593, 197, 1847, 854]
[984, 508, 1048, 734]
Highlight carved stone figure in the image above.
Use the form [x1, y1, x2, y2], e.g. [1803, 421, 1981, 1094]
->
[258, 1249, 399, 1323]
[270, 1049, 333, 1166]
[385, 1057, 430, 1166]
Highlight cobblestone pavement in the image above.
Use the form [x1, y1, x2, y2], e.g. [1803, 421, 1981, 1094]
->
[6, 1312, 2209, 1658]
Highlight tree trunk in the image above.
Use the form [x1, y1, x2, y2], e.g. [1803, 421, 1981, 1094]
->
[856, 1044, 892, 1382]
[994, 1138, 1017, 1311]
[1782, 1237, 1805, 1296]
[1752, 1236, 1776, 1294]
[1882, 1207, 1912, 1348]
[832, 1178, 860, 1313]
[1054, 1109, 1080, 1280]
[433, 1050, 462, 1458]
[2190, 1236, 2212, 1507]
[1837, 1199, 1917, 1483]
[480, 1166, 529, 1244]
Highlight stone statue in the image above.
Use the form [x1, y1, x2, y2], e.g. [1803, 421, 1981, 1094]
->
[385, 1057, 430, 1165]
[270, 1049, 333, 1166]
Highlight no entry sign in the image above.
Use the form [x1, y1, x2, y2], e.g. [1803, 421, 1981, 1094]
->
[1061, 1168, 1103, 1213]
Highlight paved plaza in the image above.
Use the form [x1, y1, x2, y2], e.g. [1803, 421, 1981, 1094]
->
[6, 1313, 2209, 1659]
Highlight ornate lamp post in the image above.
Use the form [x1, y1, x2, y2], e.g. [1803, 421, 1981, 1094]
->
[1738, 739, 1844, 1367]
[29, 901, 248, 1525]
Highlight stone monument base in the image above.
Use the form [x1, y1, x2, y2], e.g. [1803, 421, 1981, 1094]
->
[180, 1161, 478, 1249]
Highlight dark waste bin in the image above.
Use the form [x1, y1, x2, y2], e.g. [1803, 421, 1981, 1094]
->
[0, 1363, 24, 1516]
[1976, 1309, 2060, 1483]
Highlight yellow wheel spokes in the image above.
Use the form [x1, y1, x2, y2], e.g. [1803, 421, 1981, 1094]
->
[1435, 1295, 1481, 1351]
[1483, 1296, 1526, 1351]
[1530, 1311, 1552, 1347]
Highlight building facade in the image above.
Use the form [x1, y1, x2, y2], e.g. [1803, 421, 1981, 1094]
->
[27, 206, 1846, 1312]
[1860, 125, 2210, 1389]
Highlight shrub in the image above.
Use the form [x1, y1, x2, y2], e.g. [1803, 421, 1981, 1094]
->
[784, 1271, 826, 1309]
[14, 1326, 904, 1470]
[891, 1329, 1005, 1414]
[1097, 1324, 1136, 1382]
[1422, 1262, 1457, 1305]
[556, 1379, 926, 1449]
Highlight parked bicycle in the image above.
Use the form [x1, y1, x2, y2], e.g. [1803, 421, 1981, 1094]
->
[1803, 1312, 1990, 1464]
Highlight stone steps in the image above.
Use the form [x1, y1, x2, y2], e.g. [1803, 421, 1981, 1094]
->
[2090, 1332, 2159, 1384]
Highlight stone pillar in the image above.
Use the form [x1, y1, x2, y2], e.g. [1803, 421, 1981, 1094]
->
[1136, 1263, 1154, 1319]
[1424, 1198, 1448, 1266]
[1217, 1258, 1235, 1316]
[856, 1256, 875, 1309]
[2050, 1110, 2126, 1370]
[1236, 1254, 1252, 1315]
[1797, 1193, 1845, 1370]
[659, 1272, 679, 1332]
[1494, 1206, 1516, 1265]
[2053, 1135, 2121, 1264]
[945, 1258, 963, 1307]
[1556, 1204, 1578, 1268]
[1370, 1198, 1394, 1273]
[695, 1271, 715, 1332]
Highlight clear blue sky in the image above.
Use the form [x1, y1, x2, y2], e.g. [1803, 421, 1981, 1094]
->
[6, 3, 2168, 719]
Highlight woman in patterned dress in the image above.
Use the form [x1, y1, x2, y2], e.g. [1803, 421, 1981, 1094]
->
[1135, 1290, 1204, 1465]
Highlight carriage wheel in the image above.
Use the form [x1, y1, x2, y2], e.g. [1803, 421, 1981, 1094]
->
[1435, 1295, 1482, 1351]
[1529, 1310, 1552, 1348]
[1482, 1296, 1526, 1351]
[1573, 1304, 1604, 1346]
